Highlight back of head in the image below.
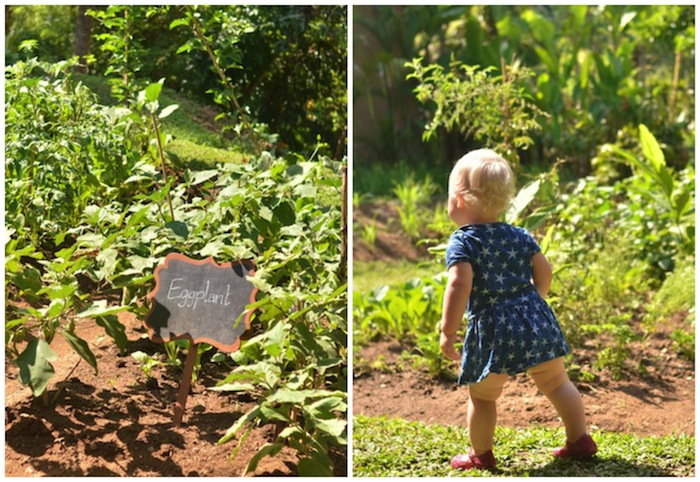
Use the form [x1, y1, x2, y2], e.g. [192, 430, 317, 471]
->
[449, 148, 515, 215]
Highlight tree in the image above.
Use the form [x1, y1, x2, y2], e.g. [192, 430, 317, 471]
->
[73, 5, 93, 73]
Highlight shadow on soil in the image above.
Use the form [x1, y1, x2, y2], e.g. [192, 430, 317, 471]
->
[4, 375, 241, 477]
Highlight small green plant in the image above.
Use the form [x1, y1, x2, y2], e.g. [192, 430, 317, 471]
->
[580, 317, 637, 380]
[360, 221, 378, 248]
[392, 174, 438, 240]
[131, 351, 164, 379]
[670, 329, 695, 362]
[412, 332, 457, 380]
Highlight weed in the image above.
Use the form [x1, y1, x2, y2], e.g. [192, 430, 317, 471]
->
[392, 174, 439, 239]
[670, 329, 695, 362]
[360, 220, 378, 248]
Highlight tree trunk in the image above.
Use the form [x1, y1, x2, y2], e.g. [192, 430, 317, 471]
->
[73, 6, 93, 73]
[5, 6, 12, 39]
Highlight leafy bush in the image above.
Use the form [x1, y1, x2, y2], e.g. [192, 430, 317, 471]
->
[646, 255, 695, 323]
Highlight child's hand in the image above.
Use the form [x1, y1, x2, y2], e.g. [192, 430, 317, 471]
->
[440, 332, 461, 362]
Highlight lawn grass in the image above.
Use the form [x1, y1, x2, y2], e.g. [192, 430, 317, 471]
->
[353, 259, 443, 294]
[353, 415, 695, 477]
[75, 73, 253, 166]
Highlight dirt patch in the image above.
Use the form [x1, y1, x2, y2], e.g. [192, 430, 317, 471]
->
[354, 316, 695, 438]
[5, 312, 346, 477]
[353, 200, 433, 263]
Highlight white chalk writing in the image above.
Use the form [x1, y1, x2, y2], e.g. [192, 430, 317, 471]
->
[166, 278, 232, 310]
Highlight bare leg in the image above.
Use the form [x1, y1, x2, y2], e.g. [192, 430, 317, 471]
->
[467, 396, 498, 454]
[529, 358, 587, 442]
[467, 373, 509, 454]
[544, 380, 587, 441]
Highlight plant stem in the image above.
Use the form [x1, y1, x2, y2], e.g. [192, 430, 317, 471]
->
[50, 358, 82, 405]
[149, 112, 175, 222]
[668, 50, 682, 123]
[188, 13, 263, 155]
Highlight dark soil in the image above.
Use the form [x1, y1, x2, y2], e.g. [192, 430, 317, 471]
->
[5, 312, 346, 477]
[353, 201, 695, 439]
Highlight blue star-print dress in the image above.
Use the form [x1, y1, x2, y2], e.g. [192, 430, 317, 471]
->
[445, 222, 570, 385]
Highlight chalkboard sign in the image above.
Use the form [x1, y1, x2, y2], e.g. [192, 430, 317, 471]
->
[145, 253, 258, 352]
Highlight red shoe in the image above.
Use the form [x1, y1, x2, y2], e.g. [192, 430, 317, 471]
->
[553, 433, 598, 459]
[450, 450, 497, 470]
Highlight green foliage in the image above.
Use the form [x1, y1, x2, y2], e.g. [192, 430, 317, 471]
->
[413, 332, 457, 379]
[358, 221, 378, 248]
[406, 58, 546, 164]
[354, 275, 446, 341]
[646, 256, 695, 324]
[580, 318, 637, 380]
[5, 58, 148, 243]
[353, 416, 695, 477]
[88, 6, 160, 101]
[353, 260, 437, 295]
[230, 6, 348, 155]
[355, 5, 694, 174]
[5, 6, 77, 64]
[392, 174, 439, 240]
[595, 125, 694, 270]
[30, 5, 349, 157]
[670, 329, 695, 362]
[6, 57, 346, 475]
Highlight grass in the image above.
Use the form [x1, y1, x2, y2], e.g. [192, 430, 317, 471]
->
[353, 416, 695, 477]
[353, 259, 442, 294]
[166, 139, 248, 169]
[75, 73, 253, 166]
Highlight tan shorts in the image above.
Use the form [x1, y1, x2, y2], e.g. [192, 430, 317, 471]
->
[468, 357, 569, 402]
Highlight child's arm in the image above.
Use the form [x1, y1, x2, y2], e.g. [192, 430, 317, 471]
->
[440, 262, 473, 361]
[532, 252, 553, 298]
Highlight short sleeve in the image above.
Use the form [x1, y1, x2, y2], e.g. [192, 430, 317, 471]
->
[445, 230, 475, 269]
[517, 227, 541, 256]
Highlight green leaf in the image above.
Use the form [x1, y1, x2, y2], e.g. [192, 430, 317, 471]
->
[188, 169, 219, 185]
[95, 315, 128, 353]
[297, 451, 335, 477]
[166, 220, 189, 239]
[259, 403, 292, 423]
[169, 18, 190, 29]
[506, 179, 541, 224]
[77, 299, 130, 318]
[306, 396, 347, 418]
[158, 104, 179, 119]
[313, 417, 347, 438]
[218, 405, 262, 445]
[60, 330, 98, 373]
[639, 124, 666, 172]
[144, 79, 164, 103]
[208, 382, 256, 392]
[267, 388, 344, 405]
[15, 339, 58, 397]
[243, 443, 284, 476]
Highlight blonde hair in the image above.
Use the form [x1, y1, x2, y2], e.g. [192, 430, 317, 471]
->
[448, 149, 515, 215]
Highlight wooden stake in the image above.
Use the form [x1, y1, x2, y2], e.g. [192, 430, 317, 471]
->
[173, 341, 198, 427]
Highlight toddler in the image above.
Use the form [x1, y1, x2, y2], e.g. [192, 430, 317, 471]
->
[440, 149, 597, 471]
